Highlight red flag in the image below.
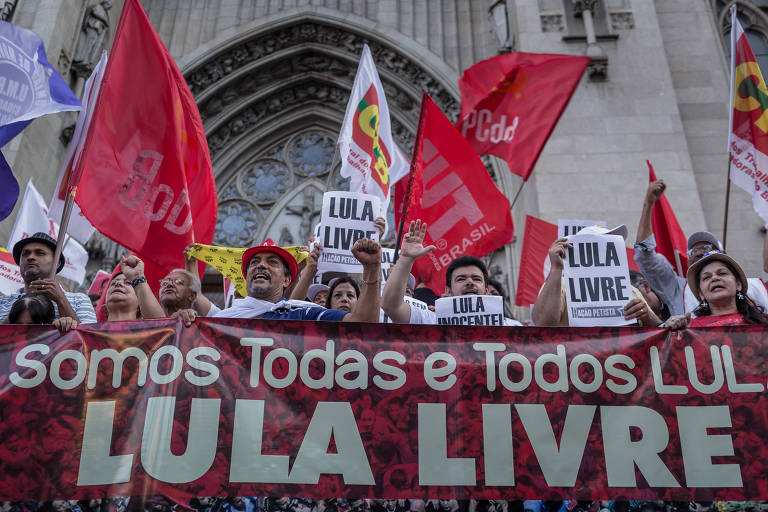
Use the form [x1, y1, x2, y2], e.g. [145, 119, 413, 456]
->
[456, 53, 589, 181]
[647, 161, 688, 276]
[73, 0, 217, 272]
[515, 215, 557, 307]
[515, 215, 640, 307]
[395, 95, 514, 293]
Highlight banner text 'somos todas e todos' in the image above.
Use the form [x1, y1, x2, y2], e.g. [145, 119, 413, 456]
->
[1, 319, 766, 501]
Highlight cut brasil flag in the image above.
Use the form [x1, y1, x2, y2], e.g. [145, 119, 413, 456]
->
[729, 6, 768, 223]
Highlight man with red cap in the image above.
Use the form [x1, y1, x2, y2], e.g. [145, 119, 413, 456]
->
[211, 237, 382, 321]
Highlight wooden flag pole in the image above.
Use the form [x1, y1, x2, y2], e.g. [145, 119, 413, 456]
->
[324, 144, 341, 193]
[50, 189, 76, 279]
[508, 179, 527, 211]
[723, 160, 732, 251]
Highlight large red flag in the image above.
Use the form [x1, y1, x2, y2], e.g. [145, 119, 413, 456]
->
[73, 0, 217, 272]
[515, 215, 640, 307]
[456, 53, 588, 181]
[647, 161, 688, 276]
[395, 95, 514, 293]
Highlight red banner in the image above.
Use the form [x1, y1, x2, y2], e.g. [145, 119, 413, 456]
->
[1, 320, 767, 503]
[73, 0, 217, 272]
[456, 53, 588, 181]
[394, 95, 514, 293]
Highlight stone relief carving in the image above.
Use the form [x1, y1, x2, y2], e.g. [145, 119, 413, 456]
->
[72, 0, 113, 77]
[184, 22, 458, 118]
[609, 11, 634, 30]
[540, 14, 566, 32]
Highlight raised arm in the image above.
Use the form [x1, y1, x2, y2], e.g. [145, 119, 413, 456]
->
[343, 238, 382, 323]
[120, 255, 166, 319]
[636, 179, 665, 244]
[381, 220, 436, 323]
[532, 238, 570, 327]
[290, 241, 321, 301]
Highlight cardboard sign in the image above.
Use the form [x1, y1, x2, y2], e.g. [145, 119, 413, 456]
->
[0, 250, 23, 295]
[404, 295, 429, 311]
[434, 295, 504, 326]
[557, 218, 606, 238]
[563, 233, 633, 327]
[318, 192, 380, 273]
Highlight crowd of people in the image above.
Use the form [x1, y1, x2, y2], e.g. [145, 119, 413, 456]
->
[3, 179, 767, 331]
[1, 180, 768, 511]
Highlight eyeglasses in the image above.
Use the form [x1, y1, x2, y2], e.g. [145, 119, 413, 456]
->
[159, 277, 186, 287]
[687, 243, 716, 258]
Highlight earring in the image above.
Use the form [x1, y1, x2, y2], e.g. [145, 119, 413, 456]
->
[697, 299, 710, 314]
[736, 291, 746, 301]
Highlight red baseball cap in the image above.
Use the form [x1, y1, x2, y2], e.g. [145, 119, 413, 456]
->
[241, 239, 299, 282]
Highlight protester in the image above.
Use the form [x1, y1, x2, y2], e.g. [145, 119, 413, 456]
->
[102, 256, 165, 321]
[533, 226, 660, 327]
[4, 292, 78, 332]
[307, 283, 329, 306]
[0, 232, 96, 323]
[665, 251, 768, 328]
[199, 237, 381, 321]
[158, 268, 201, 316]
[381, 220, 520, 325]
[326, 276, 360, 313]
[628, 270, 671, 322]
[635, 179, 768, 316]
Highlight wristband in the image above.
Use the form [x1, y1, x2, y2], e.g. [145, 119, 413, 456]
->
[361, 278, 379, 286]
[129, 276, 147, 287]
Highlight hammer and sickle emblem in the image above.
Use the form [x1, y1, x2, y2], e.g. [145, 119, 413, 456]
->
[358, 102, 390, 186]
[734, 61, 768, 133]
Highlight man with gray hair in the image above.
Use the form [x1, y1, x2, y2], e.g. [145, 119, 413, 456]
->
[158, 269, 203, 316]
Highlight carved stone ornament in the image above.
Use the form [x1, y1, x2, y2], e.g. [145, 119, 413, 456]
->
[184, 21, 458, 120]
[572, 0, 599, 16]
[609, 11, 634, 30]
[540, 14, 565, 32]
[587, 55, 608, 81]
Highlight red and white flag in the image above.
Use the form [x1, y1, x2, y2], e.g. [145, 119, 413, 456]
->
[72, 0, 217, 272]
[729, 7, 768, 223]
[647, 161, 688, 276]
[47, 52, 108, 244]
[456, 53, 588, 181]
[338, 44, 409, 211]
[8, 181, 88, 284]
[395, 94, 514, 293]
[0, 249, 24, 295]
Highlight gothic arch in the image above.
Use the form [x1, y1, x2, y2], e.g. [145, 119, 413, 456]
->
[179, 11, 469, 248]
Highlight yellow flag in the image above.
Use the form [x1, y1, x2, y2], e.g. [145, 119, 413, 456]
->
[187, 243, 308, 297]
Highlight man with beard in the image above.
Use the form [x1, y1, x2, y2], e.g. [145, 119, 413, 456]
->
[210, 237, 382, 321]
[381, 220, 520, 325]
[0, 233, 95, 323]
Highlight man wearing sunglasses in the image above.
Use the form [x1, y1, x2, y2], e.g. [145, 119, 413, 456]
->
[634, 179, 768, 315]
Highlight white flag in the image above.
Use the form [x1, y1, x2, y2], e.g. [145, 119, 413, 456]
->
[9, 181, 89, 284]
[337, 44, 409, 213]
[48, 52, 109, 243]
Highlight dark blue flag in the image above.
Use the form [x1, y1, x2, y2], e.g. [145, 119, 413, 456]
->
[0, 20, 81, 219]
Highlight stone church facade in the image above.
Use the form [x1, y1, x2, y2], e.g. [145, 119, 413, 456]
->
[0, 0, 762, 317]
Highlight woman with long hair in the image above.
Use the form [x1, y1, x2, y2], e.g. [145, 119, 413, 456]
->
[665, 251, 768, 328]
[326, 276, 361, 313]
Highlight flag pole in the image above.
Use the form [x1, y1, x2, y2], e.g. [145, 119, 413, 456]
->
[324, 144, 341, 193]
[723, 158, 732, 251]
[508, 180, 527, 211]
[51, 189, 76, 279]
[393, 92, 428, 264]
